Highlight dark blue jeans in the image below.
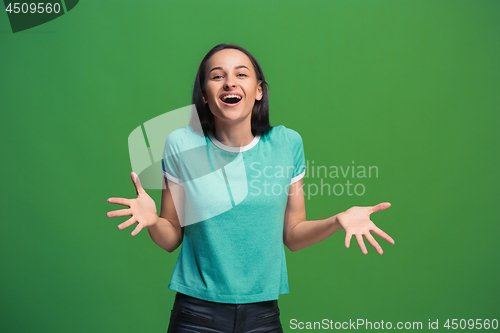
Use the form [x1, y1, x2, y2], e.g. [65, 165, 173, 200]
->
[167, 292, 284, 333]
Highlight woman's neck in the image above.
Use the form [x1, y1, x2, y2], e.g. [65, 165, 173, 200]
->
[213, 118, 254, 147]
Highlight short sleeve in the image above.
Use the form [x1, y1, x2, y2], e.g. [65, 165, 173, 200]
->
[287, 129, 306, 184]
[161, 135, 183, 186]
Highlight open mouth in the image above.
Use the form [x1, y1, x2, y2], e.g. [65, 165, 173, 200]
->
[220, 93, 242, 106]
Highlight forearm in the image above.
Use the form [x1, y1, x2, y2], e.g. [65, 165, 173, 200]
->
[285, 214, 343, 252]
[147, 217, 183, 253]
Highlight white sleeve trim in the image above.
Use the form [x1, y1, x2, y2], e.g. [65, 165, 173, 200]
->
[162, 170, 183, 186]
[290, 170, 305, 185]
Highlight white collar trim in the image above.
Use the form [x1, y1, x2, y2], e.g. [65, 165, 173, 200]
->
[208, 131, 260, 153]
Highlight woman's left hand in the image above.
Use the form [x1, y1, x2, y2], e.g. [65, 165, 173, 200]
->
[336, 202, 395, 255]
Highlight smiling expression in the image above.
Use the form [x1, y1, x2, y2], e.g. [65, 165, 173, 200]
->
[203, 49, 263, 125]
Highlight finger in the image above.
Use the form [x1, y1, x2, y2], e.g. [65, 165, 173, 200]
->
[107, 197, 131, 206]
[345, 233, 353, 249]
[106, 208, 132, 218]
[372, 226, 395, 245]
[131, 223, 143, 236]
[131, 172, 146, 195]
[369, 202, 391, 215]
[117, 216, 137, 230]
[364, 233, 383, 255]
[355, 234, 368, 255]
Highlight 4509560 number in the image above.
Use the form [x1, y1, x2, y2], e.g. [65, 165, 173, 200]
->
[444, 318, 498, 330]
[5, 3, 61, 14]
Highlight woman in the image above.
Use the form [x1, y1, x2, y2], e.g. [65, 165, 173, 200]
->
[106, 44, 395, 332]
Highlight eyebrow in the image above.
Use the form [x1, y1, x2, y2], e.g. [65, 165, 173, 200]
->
[208, 65, 250, 74]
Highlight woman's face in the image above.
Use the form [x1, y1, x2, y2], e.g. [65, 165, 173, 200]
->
[203, 49, 263, 128]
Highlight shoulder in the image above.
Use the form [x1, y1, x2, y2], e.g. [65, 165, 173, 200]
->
[164, 125, 206, 152]
[266, 125, 303, 144]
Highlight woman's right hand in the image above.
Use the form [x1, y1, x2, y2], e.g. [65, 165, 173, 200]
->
[106, 172, 159, 236]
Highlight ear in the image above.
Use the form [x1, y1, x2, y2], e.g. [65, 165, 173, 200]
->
[202, 92, 207, 104]
[256, 81, 263, 101]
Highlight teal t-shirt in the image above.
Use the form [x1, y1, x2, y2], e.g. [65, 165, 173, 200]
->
[161, 124, 306, 303]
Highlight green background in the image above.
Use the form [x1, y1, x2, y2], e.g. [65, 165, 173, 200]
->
[1, 0, 499, 332]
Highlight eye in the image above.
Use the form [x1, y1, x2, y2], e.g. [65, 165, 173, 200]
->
[237, 73, 248, 77]
[211, 75, 223, 80]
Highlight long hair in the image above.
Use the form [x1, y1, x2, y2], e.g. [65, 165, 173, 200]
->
[189, 44, 272, 137]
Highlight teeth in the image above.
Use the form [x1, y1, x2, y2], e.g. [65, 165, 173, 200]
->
[222, 94, 242, 101]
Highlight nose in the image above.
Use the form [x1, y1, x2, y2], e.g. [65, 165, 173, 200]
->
[224, 77, 236, 89]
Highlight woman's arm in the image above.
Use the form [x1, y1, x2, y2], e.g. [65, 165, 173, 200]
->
[147, 176, 184, 253]
[283, 179, 342, 252]
[283, 179, 394, 254]
[107, 173, 184, 253]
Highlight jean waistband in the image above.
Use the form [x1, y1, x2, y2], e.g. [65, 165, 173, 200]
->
[175, 292, 278, 307]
